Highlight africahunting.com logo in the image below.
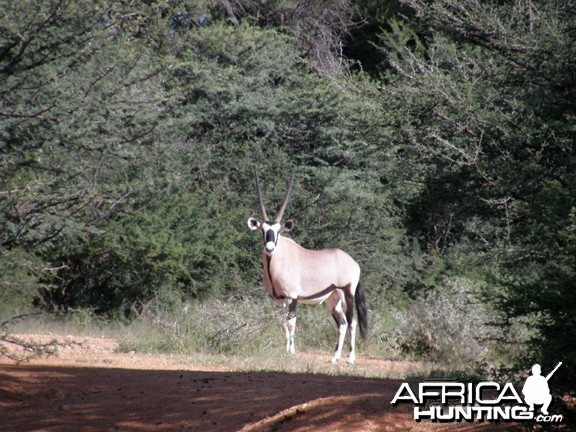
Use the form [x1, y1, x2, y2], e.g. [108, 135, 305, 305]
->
[391, 362, 563, 423]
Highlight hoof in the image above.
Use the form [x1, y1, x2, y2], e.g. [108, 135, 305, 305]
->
[329, 357, 339, 364]
[346, 358, 355, 365]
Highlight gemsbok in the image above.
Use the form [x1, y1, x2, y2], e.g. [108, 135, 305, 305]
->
[247, 174, 368, 364]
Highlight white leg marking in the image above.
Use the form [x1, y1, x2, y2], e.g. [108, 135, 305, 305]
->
[281, 319, 291, 353]
[275, 299, 294, 355]
[287, 316, 296, 355]
[345, 291, 357, 365]
[347, 316, 357, 365]
[328, 295, 347, 364]
[331, 320, 347, 364]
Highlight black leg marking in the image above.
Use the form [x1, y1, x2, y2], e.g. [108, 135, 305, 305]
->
[345, 294, 354, 321]
[288, 299, 298, 320]
[332, 314, 340, 327]
[331, 310, 347, 327]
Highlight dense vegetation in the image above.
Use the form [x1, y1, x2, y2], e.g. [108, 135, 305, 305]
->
[1, 0, 574, 386]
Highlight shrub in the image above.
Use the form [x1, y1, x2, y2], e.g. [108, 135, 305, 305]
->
[121, 292, 286, 356]
[391, 278, 502, 370]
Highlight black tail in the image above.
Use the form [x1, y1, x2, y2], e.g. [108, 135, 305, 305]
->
[355, 280, 368, 340]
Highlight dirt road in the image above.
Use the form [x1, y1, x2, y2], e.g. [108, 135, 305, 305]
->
[0, 335, 514, 431]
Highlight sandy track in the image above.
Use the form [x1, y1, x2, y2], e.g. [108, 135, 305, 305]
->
[0, 335, 512, 431]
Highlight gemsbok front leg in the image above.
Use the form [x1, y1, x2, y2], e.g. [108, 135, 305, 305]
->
[281, 299, 298, 355]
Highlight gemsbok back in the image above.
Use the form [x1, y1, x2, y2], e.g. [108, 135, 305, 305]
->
[247, 174, 368, 364]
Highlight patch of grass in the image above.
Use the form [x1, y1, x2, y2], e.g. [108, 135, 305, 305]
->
[114, 295, 452, 379]
[118, 296, 284, 356]
[117, 294, 390, 360]
[0, 309, 121, 339]
[1, 284, 513, 381]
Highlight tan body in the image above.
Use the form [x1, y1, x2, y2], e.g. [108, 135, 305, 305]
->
[263, 237, 360, 304]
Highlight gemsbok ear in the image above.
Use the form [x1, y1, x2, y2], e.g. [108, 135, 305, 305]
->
[282, 219, 295, 232]
[247, 217, 260, 231]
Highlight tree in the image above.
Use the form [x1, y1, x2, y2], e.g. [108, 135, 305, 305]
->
[1, 0, 414, 315]
[1, 0, 171, 243]
[370, 0, 576, 383]
[1, 0, 176, 311]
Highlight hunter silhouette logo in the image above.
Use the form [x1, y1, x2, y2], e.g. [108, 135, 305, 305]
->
[391, 361, 564, 423]
[522, 362, 562, 415]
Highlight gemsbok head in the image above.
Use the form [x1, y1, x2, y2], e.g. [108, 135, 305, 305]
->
[247, 173, 367, 364]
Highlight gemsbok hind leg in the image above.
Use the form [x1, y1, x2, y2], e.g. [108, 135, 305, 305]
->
[344, 291, 357, 365]
[326, 291, 348, 364]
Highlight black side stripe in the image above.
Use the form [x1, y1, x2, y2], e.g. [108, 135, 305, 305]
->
[298, 286, 338, 301]
[265, 255, 284, 299]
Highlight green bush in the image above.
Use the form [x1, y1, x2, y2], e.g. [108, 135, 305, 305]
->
[391, 278, 502, 370]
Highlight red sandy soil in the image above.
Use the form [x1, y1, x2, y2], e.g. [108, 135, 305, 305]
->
[0, 335, 526, 431]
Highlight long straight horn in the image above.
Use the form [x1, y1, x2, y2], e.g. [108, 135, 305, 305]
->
[274, 174, 295, 222]
[254, 173, 269, 221]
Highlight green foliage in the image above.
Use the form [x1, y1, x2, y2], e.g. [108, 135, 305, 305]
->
[372, 0, 576, 384]
[492, 181, 576, 384]
[1, 0, 413, 316]
[0, 248, 46, 314]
